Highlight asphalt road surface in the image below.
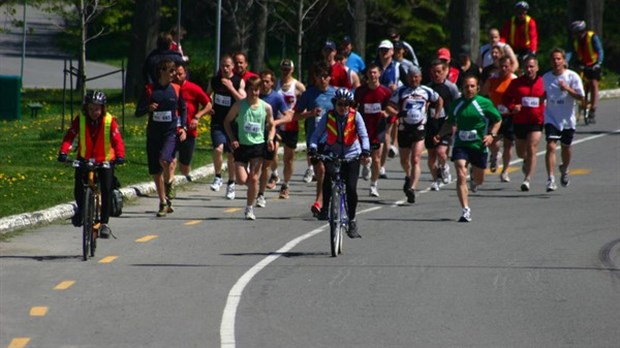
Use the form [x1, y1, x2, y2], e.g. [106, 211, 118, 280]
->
[1, 99, 619, 348]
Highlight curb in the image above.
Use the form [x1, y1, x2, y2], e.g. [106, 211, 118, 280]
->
[0, 144, 307, 235]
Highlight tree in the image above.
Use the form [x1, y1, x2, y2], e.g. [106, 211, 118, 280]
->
[124, 0, 160, 100]
[251, 0, 269, 72]
[448, 0, 479, 62]
[348, 0, 367, 59]
[585, 0, 604, 37]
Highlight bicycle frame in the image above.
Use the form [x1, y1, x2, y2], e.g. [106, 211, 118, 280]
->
[72, 159, 108, 260]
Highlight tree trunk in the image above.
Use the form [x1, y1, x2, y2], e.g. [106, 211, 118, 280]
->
[585, 0, 604, 38]
[124, 0, 161, 101]
[252, 0, 269, 72]
[448, 0, 479, 62]
[78, 0, 86, 97]
[351, 0, 366, 60]
[296, 1, 304, 80]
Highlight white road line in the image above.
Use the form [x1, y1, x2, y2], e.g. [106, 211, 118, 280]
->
[219, 128, 620, 348]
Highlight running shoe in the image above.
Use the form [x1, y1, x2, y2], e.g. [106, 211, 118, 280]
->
[311, 201, 322, 217]
[500, 171, 510, 182]
[459, 207, 472, 222]
[489, 153, 499, 173]
[210, 177, 223, 191]
[165, 181, 175, 200]
[546, 179, 557, 192]
[361, 163, 371, 181]
[347, 220, 362, 238]
[441, 165, 451, 184]
[403, 176, 411, 194]
[430, 181, 440, 191]
[256, 194, 267, 208]
[369, 185, 380, 197]
[165, 198, 174, 213]
[379, 166, 388, 179]
[521, 179, 530, 192]
[225, 183, 236, 200]
[317, 209, 328, 221]
[279, 184, 289, 199]
[156, 202, 167, 217]
[406, 188, 416, 203]
[266, 173, 279, 189]
[71, 212, 83, 227]
[388, 145, 397, 158]
[99, 224, 111, 239]
[469, 180, 478, 193]
[559, 164, 570, 187]
[244, 206, 256, 220]
[302, 167, 314, 183]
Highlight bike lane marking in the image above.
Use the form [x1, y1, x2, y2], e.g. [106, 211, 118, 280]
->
[219, 129, 620, 348]
[53, 280, 75, 290]
[7, 338, 30, 348]
[98, 256, 118, 264]
[135, 235, 158, 243]
[29, 307, 48, 317]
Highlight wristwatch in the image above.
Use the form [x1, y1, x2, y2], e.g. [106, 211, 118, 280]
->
[488, 132, 497, 139]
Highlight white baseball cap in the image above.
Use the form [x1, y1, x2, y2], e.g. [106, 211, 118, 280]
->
[378, 40, 394, 50]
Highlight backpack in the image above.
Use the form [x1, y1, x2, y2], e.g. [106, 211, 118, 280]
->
[110, 176, 124, 217]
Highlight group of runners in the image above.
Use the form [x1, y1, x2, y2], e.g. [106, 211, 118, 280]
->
[59, 1, 604, 236]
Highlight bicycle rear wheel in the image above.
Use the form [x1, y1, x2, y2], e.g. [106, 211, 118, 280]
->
[82, 188, 94, 261]
[330, 188, 341, 257]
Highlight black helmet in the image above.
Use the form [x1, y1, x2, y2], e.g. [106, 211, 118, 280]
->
[84, 90, 107, 105]
[334, 88, 354, 102]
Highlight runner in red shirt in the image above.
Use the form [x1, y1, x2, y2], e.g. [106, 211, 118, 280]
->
[354, 63, 393, 197]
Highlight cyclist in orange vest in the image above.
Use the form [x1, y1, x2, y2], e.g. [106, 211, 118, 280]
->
[567, 20, 604, 122]
[501, 1, 538, 60]
[308, 88, 370, 238]
[58, 90, 125, 238]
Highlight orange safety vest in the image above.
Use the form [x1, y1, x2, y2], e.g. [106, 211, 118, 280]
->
[79, 112, 114, 162]
[510, 15, 531, 48]
[573, 31, 599, 66]
[326, 109, 358, 146]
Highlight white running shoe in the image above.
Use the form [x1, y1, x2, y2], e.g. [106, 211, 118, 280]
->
[459, 207, 472, 222]
[500, 171, 510, 182]
[430, 181, 440, 191]
[369, 185, 380, 197]
[256, 194, 266, 208]
[361, 163, 371, 181]
[546, 179, 557, 192]
[302, 167, 314, 183]
[559, 164, 570, 187]
[521, 180, 530, 192]
[210, 177, 223, 191]
[441, 165, 451, 184]
[225, 183, 236, 200]
[379, 166, 387, 179]
[244, 206, 256, 220]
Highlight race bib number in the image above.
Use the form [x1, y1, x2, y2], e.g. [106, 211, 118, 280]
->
[214, 94, 232, 107]
[363, 103, 382, 114]
[522, 97, 540, 108]
[244, 121, 261, 134]
[403, 99, 426, 124]
[458, 129, 478, 141]
[153, 111, 172, 122]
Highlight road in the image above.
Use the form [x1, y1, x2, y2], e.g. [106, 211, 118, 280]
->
[1, 99, 619, 348]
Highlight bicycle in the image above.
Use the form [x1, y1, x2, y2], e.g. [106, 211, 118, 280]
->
[68, 159, 110, 261]
[576, 65, 596, 125]
[315, 153, 356, 257]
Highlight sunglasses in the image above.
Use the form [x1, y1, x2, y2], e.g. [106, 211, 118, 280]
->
[161, 68, 176, 73]
[320, 74, 331, 79]
[336, 101, 350, 107]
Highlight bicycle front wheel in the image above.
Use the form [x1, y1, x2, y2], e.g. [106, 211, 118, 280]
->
[82, 188, 95, 261]
[330, 188, 342, 257]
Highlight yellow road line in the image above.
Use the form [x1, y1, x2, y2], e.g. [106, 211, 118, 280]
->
[135, 235, 158, 243]
[184, 220, 202, 226]
[98, 256, 118, 264]
[53, 280, 75, 290]
[29, 306, 48, 317]
[570, 168, 591, 175]
[7, 338, 30, 348]
[224, 208, 241, 213]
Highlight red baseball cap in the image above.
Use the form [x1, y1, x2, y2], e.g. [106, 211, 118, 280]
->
[437, 47, 451, 60]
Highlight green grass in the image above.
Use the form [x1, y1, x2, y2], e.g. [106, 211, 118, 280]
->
[0, 89, 215, 218]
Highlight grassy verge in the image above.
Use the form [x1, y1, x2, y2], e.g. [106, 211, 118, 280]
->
[0, 89, 215, 218]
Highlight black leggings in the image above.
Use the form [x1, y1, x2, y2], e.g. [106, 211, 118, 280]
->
[74, 166, 114, 224]
[322, 160, 361, 221]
